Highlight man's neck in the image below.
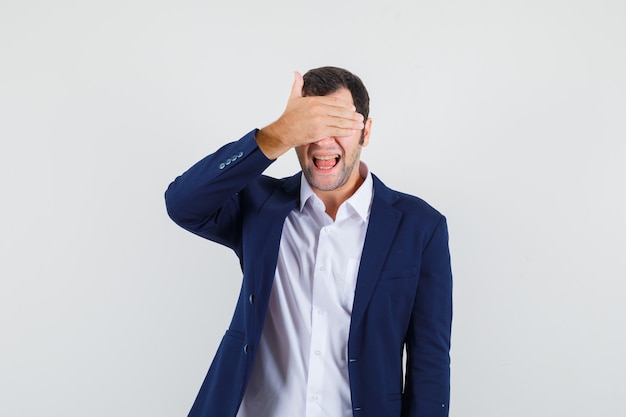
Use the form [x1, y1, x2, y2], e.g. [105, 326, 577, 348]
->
[314, 175, 365, 221]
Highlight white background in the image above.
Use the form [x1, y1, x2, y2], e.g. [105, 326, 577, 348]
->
[1, 1, 625, 416]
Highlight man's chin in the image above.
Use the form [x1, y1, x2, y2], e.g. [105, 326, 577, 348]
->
[304, 173, 343, 192]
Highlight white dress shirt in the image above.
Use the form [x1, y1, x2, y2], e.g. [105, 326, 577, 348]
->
[236, 163, 373, 417]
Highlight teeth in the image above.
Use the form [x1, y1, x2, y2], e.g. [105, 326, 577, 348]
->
[313, 154, 339, 170]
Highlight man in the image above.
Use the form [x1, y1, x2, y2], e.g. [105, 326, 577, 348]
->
[165, 66, 453, 417]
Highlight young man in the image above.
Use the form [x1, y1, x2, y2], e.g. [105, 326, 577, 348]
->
[165, 66, 453, 417]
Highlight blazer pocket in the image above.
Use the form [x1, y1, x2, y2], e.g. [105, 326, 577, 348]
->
[380, 265, 419, 280]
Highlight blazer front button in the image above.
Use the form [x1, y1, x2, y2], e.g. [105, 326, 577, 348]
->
[249, 294, 255, 304]
[243, 344, 249, 354]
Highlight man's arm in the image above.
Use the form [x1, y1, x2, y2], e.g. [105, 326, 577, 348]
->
[164, 130, 273, 250]
[165, 71, 364, 246]
[403, 216, 453, 417]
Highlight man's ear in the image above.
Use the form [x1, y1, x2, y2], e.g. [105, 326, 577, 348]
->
[361, 118, 373, 147]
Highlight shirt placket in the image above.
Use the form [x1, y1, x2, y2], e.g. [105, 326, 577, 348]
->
[305, 224, 331, 417]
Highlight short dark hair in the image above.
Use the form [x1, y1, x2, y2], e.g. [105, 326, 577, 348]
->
[302, 66, 370, 120]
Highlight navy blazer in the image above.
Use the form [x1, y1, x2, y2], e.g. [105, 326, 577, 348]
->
[165, 130, 453, 417]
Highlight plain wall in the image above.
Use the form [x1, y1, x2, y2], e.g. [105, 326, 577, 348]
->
[1, 1, 625, 416]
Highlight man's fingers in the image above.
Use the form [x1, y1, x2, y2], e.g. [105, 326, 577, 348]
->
[325, 106, 365, 127]
[329, 117, 365, 132]
[315, 95, 357, 113]
[311, 103, 365, 136]
[289, 71, 304, 100]
[308, 115, 365, 141]
[315, 126, 360, 141]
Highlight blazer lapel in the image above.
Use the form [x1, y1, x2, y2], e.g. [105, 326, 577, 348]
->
[248, 173, 301, 301]
[350, 175, 402, 332]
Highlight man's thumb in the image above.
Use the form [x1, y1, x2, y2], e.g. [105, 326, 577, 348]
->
[289, 71, 304, 100]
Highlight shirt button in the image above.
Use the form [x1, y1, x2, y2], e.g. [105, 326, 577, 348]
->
[314, 349, 321, 355]
[319, 266, 326, 272]
[317, 308, 324, 315]
[313, 395, 319, 401]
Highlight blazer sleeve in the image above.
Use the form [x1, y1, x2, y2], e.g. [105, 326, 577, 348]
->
[164, 129, 274, 253]
[403, 215, 453, 417]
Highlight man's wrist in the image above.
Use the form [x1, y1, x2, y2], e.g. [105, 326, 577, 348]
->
[255, 125, 291, 160]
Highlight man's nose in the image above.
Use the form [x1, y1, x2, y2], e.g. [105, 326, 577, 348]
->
[315, 136, 336, 145]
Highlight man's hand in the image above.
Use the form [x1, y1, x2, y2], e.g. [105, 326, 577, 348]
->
[256, 71, 365, 160]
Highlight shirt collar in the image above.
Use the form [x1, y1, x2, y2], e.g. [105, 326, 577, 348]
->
[299, 162, 373, 222]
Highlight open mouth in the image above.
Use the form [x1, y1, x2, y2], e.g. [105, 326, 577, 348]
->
[313, 155, 340, 170]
